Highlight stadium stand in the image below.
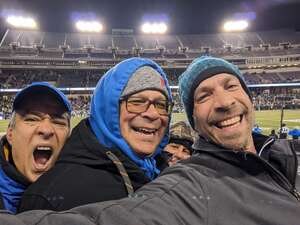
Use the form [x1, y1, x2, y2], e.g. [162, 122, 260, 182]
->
[0, 28, 300, 117]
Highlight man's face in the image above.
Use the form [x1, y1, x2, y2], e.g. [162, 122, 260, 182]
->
[120, 90, 169, 157]
[164, 143, 191, 166]
[7, 93, 70, 182]
[193, 73, 255, 152]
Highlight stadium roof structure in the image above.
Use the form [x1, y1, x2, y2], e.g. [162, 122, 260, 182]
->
[0, 0, 300, 36]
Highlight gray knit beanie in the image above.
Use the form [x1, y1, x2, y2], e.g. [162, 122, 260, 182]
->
[179, 56, 251, 129]
[121, 66, 169, 98]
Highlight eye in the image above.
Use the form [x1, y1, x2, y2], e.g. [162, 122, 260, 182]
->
[155, 101, 168, 109]
[226, 82, 240, 91]
[183, 148, 191, 154]
[52, 118, 68, 127]
[169, 143, 180, 149]
[23, 115, 41, 122]
[195, 93, 210, 103]
[127, 98, 147, 106]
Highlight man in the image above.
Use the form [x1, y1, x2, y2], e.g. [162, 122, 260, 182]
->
[2, 57, 300, 225]
[0, 82, 71, 213]
[278, 123, 289, 139]
[252, 124, 262, 134]
[162, 121, 194, 166]
[18, 57, 172, 212]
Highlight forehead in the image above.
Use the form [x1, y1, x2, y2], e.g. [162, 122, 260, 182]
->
[17, 93, 67, 115]
[130, 90, 166, 100]
[195, 73, 240, 92]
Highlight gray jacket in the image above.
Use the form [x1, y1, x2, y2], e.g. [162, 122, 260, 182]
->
[1, 135, 300, 225]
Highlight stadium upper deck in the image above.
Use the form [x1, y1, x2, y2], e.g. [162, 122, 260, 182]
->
[0, 28, 300, 61]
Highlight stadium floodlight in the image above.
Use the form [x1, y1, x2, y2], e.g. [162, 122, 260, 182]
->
[223, 20, 249, 32]
[75, 20, 103, 33]
[141, 22, 167, 34]
[6, 15, 37, 29]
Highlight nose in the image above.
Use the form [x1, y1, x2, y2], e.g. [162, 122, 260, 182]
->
[36, 119, 55, 139]
[142, 103, 161, 120]
[213, 90, 236, 112]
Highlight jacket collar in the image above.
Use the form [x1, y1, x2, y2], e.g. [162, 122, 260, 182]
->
[0, 136, 31, 187]
[193, 133, 298, 187]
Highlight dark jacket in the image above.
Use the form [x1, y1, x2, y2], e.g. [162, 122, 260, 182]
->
[18, 119, 151, 212]
[0, 136, 30, 213]
[7, 133, 300, 225]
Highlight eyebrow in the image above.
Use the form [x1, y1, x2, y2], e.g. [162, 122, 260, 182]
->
[130, 95, 167, 101]
[23, 111, 68, 119]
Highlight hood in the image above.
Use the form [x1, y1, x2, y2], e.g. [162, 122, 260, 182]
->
[89, 57, 172, 180]
[0, 136, 30, 186]
[0, 136, 29, 213]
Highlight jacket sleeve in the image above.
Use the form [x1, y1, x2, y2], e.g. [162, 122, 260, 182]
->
[0, 164, 208, 225]
[18, 194, 55, 212]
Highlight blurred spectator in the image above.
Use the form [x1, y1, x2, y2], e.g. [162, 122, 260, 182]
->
[269, 129, 278, 139]
[162, 121, 194, 166]
[252, 124, 262, 134]
[288, 128, 300, 140]
[278, 123, 289, 139]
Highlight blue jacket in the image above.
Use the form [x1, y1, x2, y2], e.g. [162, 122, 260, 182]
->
[89, 57, 172, 179]
[0, 136, 29, 213]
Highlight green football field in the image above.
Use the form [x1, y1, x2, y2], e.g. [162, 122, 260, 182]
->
[0, 110, 299, 136]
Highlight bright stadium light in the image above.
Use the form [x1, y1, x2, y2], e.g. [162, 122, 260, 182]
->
[6, 16, 37, 29]
[75, 20, 103, 33]
[141, 22, 168, 34]
[223, 20, 249, 32]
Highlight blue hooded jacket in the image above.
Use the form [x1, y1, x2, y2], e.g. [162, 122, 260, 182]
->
[89, 58, 172, 180]
[0, 136, 28, 214]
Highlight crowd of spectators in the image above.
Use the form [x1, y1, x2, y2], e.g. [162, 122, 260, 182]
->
[1, 68, 300, 89]
[244, 71, 300, 85]
[1, 89, 299, 120]
[68, 95, 91, 117]
[0, 68, 300, 119]
[252, 92, 300, 110]
[0, 70, 102, 89]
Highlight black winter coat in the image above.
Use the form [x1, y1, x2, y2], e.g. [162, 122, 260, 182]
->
[18, 119, 151, 212]
[3, 133, 300, 225]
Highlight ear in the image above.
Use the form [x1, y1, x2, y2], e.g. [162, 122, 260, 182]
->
[6, 127, 13, 145]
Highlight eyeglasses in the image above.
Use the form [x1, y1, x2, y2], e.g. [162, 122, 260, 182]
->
[121, 97, 173, 116]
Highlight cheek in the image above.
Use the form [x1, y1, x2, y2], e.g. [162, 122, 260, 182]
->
[58, 129, 70, 140]
[160, 117, 169, 131]
[193, 109, 208, 132]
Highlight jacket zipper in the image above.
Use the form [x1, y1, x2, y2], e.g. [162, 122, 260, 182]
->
[254, 139, 300, 202]
[292, 188, 300, 201]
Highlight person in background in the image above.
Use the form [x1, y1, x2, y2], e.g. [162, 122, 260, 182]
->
[269, 129, 278, 139]
[0, 82, 71, 213]
[278, 123, 289, 139]
[252, 124, 262, 134]
[162, 121, 194, 166]
[288, 128, 300, 140]
[18, 57, 172, 212]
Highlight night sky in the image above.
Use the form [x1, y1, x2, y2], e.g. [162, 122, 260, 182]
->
[0, 0, 300, 36]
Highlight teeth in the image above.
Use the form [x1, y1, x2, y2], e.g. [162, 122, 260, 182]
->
[217, 116, 241, 128]
[36, 146, 52, 151]
[136, 128, 157, 134]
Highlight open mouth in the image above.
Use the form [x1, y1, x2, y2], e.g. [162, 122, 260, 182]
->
[215, 115, 242, 129]
[133, 127, 158, 136]
[33, 146, 53, 170]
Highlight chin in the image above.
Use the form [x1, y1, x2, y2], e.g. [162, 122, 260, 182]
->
[133, 146, 156, 157]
